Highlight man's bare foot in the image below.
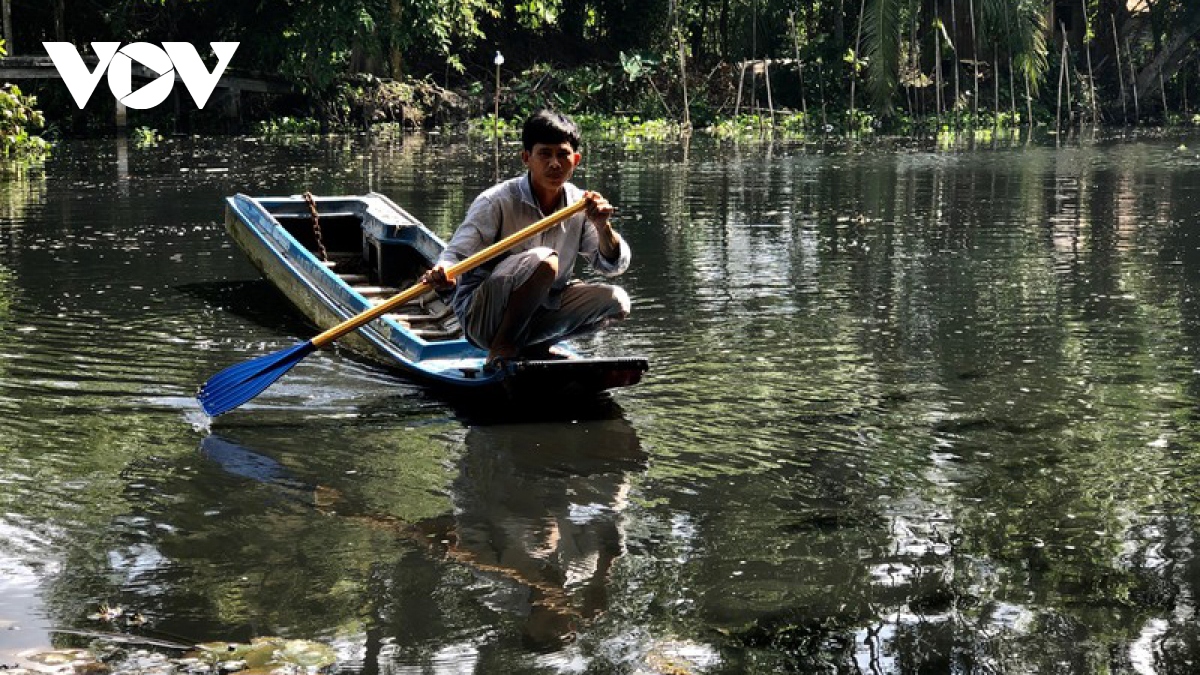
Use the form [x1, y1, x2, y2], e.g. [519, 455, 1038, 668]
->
[485, 345, 519, 371]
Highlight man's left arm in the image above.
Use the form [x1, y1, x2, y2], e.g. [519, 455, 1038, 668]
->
[582, 190, 631, 275]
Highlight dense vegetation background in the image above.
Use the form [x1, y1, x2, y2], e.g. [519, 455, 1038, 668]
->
[3, 0, 1200, 136]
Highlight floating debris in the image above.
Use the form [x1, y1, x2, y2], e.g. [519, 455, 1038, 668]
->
[189, 638, 336, 673]
[86, 604, 124, 623]
[12, 648, 103, 675]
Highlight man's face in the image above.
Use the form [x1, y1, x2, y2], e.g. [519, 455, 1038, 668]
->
[522, 141, 581, 192]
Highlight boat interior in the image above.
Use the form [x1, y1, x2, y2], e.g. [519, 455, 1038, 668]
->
[269, 200, 464, 343]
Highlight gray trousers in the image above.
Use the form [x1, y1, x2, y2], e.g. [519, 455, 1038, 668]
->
[462, 248, 631, 351]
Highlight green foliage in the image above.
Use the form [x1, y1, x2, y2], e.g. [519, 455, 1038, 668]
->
[253, 116, 322, 136]
[506, 63, 615, 115]
[0, 85, 50, 157]
[274, 0, 495, 93]
[131, 126, 162, 148]
[573, 114, 684, 141]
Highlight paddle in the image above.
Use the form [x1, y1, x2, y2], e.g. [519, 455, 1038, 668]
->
[197, 197, 589, 416]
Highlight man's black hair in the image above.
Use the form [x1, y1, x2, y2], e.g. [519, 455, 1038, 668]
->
[522, 109, 581, 152]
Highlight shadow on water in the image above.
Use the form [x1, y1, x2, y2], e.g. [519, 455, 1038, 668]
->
[197, 410, 645, 662]
[176, 280, 317, 337]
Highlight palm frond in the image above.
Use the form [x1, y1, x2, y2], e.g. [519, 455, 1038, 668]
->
[862, 0, 904, 113]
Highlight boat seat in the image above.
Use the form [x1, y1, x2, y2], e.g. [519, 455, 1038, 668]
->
[410, 327, 461, 340]
[355, 285, 402, 297]
[367, 292, 438, 308]
[384, 306, 454, 325]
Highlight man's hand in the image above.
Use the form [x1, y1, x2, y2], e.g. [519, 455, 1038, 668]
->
[420, 264, 456, 292]
[584, 190, 615, 231]
[584, 191, 621, 261]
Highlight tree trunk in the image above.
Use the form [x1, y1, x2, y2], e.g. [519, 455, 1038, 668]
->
[561, 0, 587, 45]
[389, 0, 403, 78]
[692, 0, 708, 66]
[719, 0, 730, 61]
[850, 0, 865, 121]
[1133, 15, 1200, 104]
[2, 0, 12, 53]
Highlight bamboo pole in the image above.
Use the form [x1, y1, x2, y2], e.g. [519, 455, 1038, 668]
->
[1057, 37, 1066, 136]
[850, 0, 866, 125]
[1112, 13, 1127, 125]
[1025, 68, 1033, 131]
[1061, 23, 1073, 126]
[734, 61, 746, 117]
[1127, 37, 1139, 123]
[764, 59, 776, 127]
[911, 5, 921, 120]
[789, 12, 808, 118]
[969, 0, 979, 120]
[2, 0, 11, 54]
[818, 57, 828, 129]
[935, 22, 944, 117]
[1160, 67, 1168, 125]
[1081, 0, 1097, 129]
[677, 24, 691, 130]
[951, 0, 961, 117]
[994, 44, 1000, 122]
[750, 0, 758, 115]
[1009, 55, 1016, 120]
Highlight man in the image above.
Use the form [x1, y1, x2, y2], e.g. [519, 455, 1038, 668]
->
[421, 109, 632, 369]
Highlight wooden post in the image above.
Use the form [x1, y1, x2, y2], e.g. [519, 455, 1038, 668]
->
[226, 87, 241, 120]
[115, 101, 127, 130]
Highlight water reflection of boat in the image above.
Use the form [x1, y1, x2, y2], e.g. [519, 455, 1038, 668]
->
[198, 412, 645, 652]
[220, 193, 647, 401]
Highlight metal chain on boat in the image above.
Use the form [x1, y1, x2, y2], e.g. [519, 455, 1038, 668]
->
[302, 191, 329, 262]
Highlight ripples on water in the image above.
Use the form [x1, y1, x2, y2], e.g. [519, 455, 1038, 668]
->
[4, 135, 1200, 672]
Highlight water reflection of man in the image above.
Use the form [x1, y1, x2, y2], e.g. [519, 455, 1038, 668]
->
[435, 418, 644, 648]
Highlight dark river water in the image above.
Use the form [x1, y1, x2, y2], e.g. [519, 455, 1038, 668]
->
[5, 131, 1200, 673]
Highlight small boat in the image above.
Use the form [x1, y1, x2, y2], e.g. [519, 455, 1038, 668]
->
[221, 192, 648, 400]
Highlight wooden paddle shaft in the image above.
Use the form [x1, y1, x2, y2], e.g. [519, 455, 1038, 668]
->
[310, 198, 588, 348]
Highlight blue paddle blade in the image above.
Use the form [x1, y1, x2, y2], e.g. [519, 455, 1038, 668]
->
[197, 341, 318, 416]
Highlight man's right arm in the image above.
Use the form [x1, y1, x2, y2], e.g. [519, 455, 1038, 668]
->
[421, 194, 502, 290]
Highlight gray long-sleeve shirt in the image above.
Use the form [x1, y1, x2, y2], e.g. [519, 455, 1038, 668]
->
[437, 174, 631, 316]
